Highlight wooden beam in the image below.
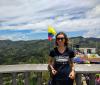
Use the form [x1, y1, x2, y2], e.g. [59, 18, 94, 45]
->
[0, 64, 99, 73]
[75, 73, 82, 85]
[24, 72, 30, 85]
[12, 72, 17, 85]
[37, 72, 42, 85]
[89, 73, 95, 85]
[0, 73, 3, 85]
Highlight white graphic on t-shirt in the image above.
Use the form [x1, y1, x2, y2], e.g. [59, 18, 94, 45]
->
[55, 56, 69, 63]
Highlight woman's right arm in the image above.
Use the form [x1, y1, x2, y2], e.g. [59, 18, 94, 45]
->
[48, 56, 57, 75]
[48, 56, 54, 70]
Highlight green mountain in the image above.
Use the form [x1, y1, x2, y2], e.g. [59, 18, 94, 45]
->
[0, 37, 100, 65]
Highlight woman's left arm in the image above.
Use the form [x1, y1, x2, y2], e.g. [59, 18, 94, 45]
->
[69, 59, 75, 79]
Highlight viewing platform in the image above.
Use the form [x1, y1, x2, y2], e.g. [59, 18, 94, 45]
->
[0, 64, 100, 85]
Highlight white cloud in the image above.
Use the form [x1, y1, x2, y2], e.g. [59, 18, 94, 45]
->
[83, 28, 100, 38]
[86, 5, 100, 18]
[0, 36, 9, 40]
[0, 0, 100, 38]
[0, 31, 34, 41]
[56, 18, 100, 31]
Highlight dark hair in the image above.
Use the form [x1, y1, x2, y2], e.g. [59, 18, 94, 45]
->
[55, 32, 68, 46]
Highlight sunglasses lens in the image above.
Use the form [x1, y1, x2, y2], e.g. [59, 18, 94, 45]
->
[57, 38, 65, 41]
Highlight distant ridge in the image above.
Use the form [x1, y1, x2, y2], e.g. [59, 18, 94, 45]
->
[0, 36, 99, 64]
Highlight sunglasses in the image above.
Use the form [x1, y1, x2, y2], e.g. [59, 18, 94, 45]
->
[56, 37, 65, 41]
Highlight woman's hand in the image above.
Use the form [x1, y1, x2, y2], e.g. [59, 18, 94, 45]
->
[69, 70, 75, 79]
[51, 69, 57, 75]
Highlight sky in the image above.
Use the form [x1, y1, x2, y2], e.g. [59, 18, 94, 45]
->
[0, 0, 100, 41]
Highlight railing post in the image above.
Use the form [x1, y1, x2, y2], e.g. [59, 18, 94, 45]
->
[12, 72, 17, 85]
[24, 72, 30, 85]
[37, 72, 42, 85]
[75, 73, 82, 85]
[0, 73, 3, 85]
[89, 73, 95, 85]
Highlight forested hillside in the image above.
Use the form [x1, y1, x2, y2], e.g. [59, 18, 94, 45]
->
[0, 37, 100, 65]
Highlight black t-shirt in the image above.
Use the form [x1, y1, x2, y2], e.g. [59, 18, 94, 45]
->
[49, 47, 75, 80]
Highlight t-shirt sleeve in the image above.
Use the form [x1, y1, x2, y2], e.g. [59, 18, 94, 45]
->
[69, 50, 75, 62]
[70, 50, 75, 58]
[49, 50, 54, 57]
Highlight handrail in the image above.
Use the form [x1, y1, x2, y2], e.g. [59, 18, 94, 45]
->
[0, 64, 47, 73]
[75, 64, 100, 73]
[0, 64, 100, 73]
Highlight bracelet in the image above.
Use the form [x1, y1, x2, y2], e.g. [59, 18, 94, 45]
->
[51, 68, 54, 70]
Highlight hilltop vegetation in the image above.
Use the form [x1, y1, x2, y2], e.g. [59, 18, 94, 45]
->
[0, 37, 100, 65]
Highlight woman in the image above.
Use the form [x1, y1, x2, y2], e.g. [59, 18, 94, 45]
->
[48, 32, 75, 85]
